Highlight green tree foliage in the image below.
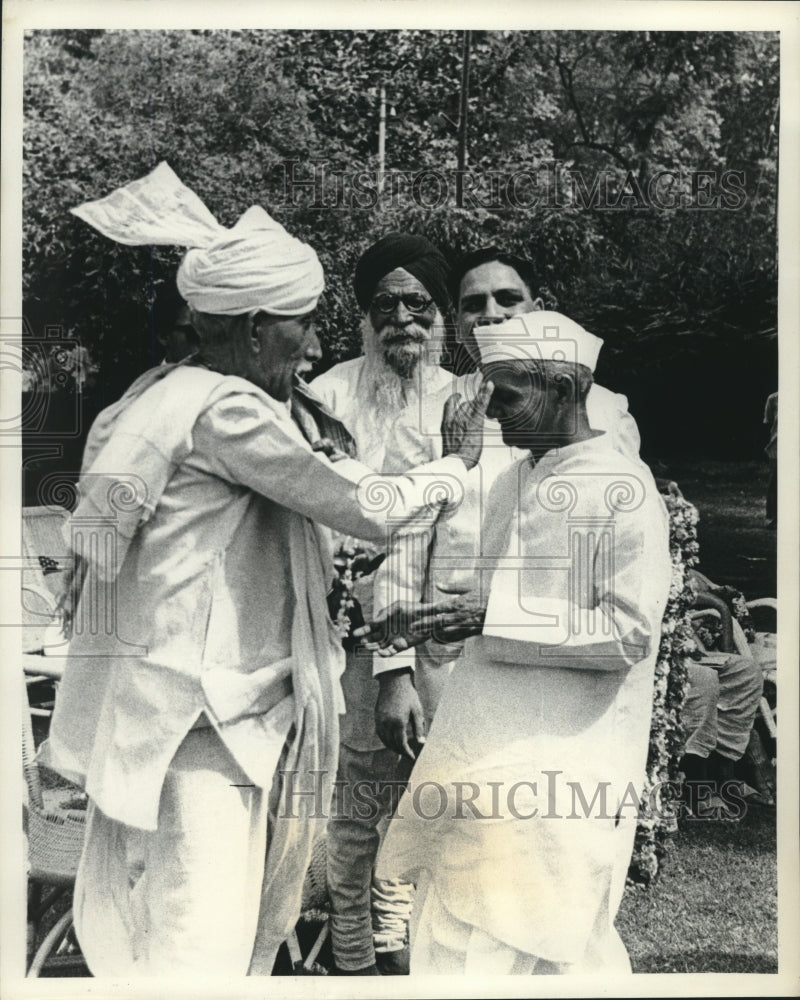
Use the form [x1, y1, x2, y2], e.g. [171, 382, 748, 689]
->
[24, 30, 319, 399]
[23, 28, 777, 453]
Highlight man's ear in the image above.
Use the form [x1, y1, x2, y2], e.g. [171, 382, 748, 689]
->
[553, 369, 577, 401]
[247, 312, 263, 353]
[531, 297, 545, 311]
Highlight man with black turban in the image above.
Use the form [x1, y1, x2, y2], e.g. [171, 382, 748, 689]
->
[353, 231, 451, 311]
[312, 233, 455, 975]
[314, 232, 451, 466]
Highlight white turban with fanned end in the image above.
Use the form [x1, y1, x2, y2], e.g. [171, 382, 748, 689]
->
[70, 161, 324, 317]
[177, 205, 323, 317]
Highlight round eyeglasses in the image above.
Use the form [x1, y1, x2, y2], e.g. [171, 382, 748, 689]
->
[371, 292, 434, 315]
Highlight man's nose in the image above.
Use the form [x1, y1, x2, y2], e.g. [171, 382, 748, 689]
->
[391, 301, 413, 324]
[473, 314, 507, 340]
[481, 296, 506, 320]
[305, 329, 322, 360]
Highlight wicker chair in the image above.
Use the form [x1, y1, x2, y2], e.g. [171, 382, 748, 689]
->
[19, 506, 83, 974]
[23, 681, 87, 976]
[21, 506, 333, 975]
[24, 674, 334, 976]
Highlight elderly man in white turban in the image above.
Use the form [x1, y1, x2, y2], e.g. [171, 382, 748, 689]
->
[39, 164, 491, 977]
[359, 313, 672, 974]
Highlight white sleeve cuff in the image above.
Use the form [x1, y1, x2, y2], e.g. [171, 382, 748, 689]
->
[372, 651, 416, 677]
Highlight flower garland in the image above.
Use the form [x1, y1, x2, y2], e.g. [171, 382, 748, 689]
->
[628, 482, 699, 886]
[332, 546, 357, 641]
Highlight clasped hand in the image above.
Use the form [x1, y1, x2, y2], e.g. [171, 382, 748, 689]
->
[354, 591, 486, 656]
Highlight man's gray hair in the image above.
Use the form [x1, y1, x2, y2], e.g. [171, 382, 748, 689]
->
[189, 308, 251, 349]
[530, 359, 594, 402]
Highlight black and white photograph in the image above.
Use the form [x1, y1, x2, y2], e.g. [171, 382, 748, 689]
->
[2, 1, 798, 996]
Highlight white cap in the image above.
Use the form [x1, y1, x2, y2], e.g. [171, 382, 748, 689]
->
[475, 311, 603, 372]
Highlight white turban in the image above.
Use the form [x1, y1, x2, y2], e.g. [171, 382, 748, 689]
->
[176, 205, 323, 317]
[70, 162, 324, 317]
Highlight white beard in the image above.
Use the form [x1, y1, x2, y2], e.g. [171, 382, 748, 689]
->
[359, 312, 445, 448]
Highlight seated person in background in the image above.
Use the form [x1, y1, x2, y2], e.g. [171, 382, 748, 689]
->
[681, 659, 764, 817]
[681, 569, 764, 818]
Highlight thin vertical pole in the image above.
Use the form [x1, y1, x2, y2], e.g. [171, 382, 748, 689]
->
[457, 31, 471, 172]
[378, 84, 387, 194]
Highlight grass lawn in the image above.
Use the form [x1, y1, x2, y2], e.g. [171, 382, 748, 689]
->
[617, 457, 779, 974]
[653, 458, 777, 600]
[618, 805, 777, 973]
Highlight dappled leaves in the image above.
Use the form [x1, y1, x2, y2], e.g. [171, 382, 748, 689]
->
[23, 29, 777, 435]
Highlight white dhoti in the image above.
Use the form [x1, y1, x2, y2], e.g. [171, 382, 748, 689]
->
[74, 726, 277, 976]
[410, 872, 631, 975]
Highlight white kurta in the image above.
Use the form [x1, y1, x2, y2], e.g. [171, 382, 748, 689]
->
[40, 363, 468, 973]
[43, 365, 465, 828]
[376, 435, 671, 969]
[371, 369, 642, 684]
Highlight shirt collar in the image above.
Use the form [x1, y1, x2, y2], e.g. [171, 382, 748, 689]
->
[530, 432, 609, 468]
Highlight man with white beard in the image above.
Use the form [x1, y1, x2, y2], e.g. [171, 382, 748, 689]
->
[312, 232, 453, 470]
[311, 233, 454, 975]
